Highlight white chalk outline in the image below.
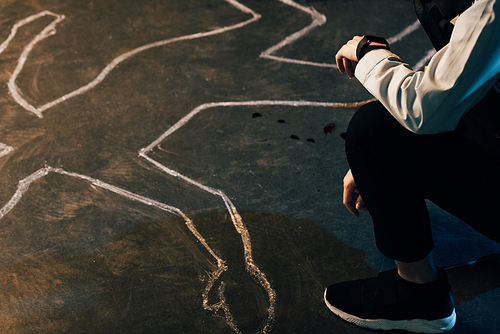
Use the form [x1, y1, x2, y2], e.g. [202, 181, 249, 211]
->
[138, 99, 379, 333]
[5, 11, 65, 118]
[261, 0, 433, 71]
[260, 0, 330, 67]
[0, 143, 14, 158]
[0, 1, 438, 333]
[0, 2, 269, 332]
[3, 0, 261, 118]
[0, 100, 345, 334]
[1, 0, 433, 119]
[0, 165, 238, 331]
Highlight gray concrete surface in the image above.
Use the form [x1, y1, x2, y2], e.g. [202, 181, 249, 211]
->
[0, 0, 498, 333]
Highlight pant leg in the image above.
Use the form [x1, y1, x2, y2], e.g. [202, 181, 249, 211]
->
[345, 100, 500, 263]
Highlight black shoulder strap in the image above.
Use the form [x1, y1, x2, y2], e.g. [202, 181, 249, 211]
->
[414, 0, 474, 50]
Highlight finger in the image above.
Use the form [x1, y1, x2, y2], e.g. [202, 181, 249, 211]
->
[343, 185, 360, 218]
[343, 58, 353, 79]
[336, 53, 345, 74]
[346, 200, 360, 217]
[343, 169, 360, 217]
[344, 59, 358, 79]
[351, 60, 357, 72]
[354, 192, 368, 213]
[355, 196, 365, 209]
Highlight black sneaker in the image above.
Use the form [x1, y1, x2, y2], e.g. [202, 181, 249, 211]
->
[324, 268, 456, 333]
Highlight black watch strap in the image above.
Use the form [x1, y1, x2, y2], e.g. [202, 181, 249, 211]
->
[356, 35, 390, 60]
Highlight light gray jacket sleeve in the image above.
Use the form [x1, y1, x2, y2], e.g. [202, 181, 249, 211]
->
[354, 0, 500, 134]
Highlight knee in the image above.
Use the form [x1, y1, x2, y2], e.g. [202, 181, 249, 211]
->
[345, 101, 387, 159]
[345, 101, 408, 166]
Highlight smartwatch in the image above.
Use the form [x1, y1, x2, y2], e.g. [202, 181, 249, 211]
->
[356, 35, 390, 60]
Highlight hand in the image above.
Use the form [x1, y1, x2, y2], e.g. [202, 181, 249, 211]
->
[343, 169, 368, 217]
[335, 36, 363, 79]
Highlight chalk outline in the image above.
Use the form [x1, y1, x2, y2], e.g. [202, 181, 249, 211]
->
[0, 143, 14, 158]
[2, 0, 433, 119]
[0, 165, 237, 328]
[0, 0, 437, 333]
[260, 0, 330, 67]
[0, 101, 339, 334]
[3, 1, 261, 118]
[0, 2, 270, 332]
[261, 0, 434, 71]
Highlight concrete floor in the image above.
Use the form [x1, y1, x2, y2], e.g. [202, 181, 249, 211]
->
[0, 0, 498, 333]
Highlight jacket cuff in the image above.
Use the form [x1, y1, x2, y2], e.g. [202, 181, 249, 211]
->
[355, 48, 402, 84]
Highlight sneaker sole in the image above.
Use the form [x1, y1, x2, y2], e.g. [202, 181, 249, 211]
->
[324, 289, 456, 333]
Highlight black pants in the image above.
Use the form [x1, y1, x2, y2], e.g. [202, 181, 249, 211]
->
[345, 90, 500, 263]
